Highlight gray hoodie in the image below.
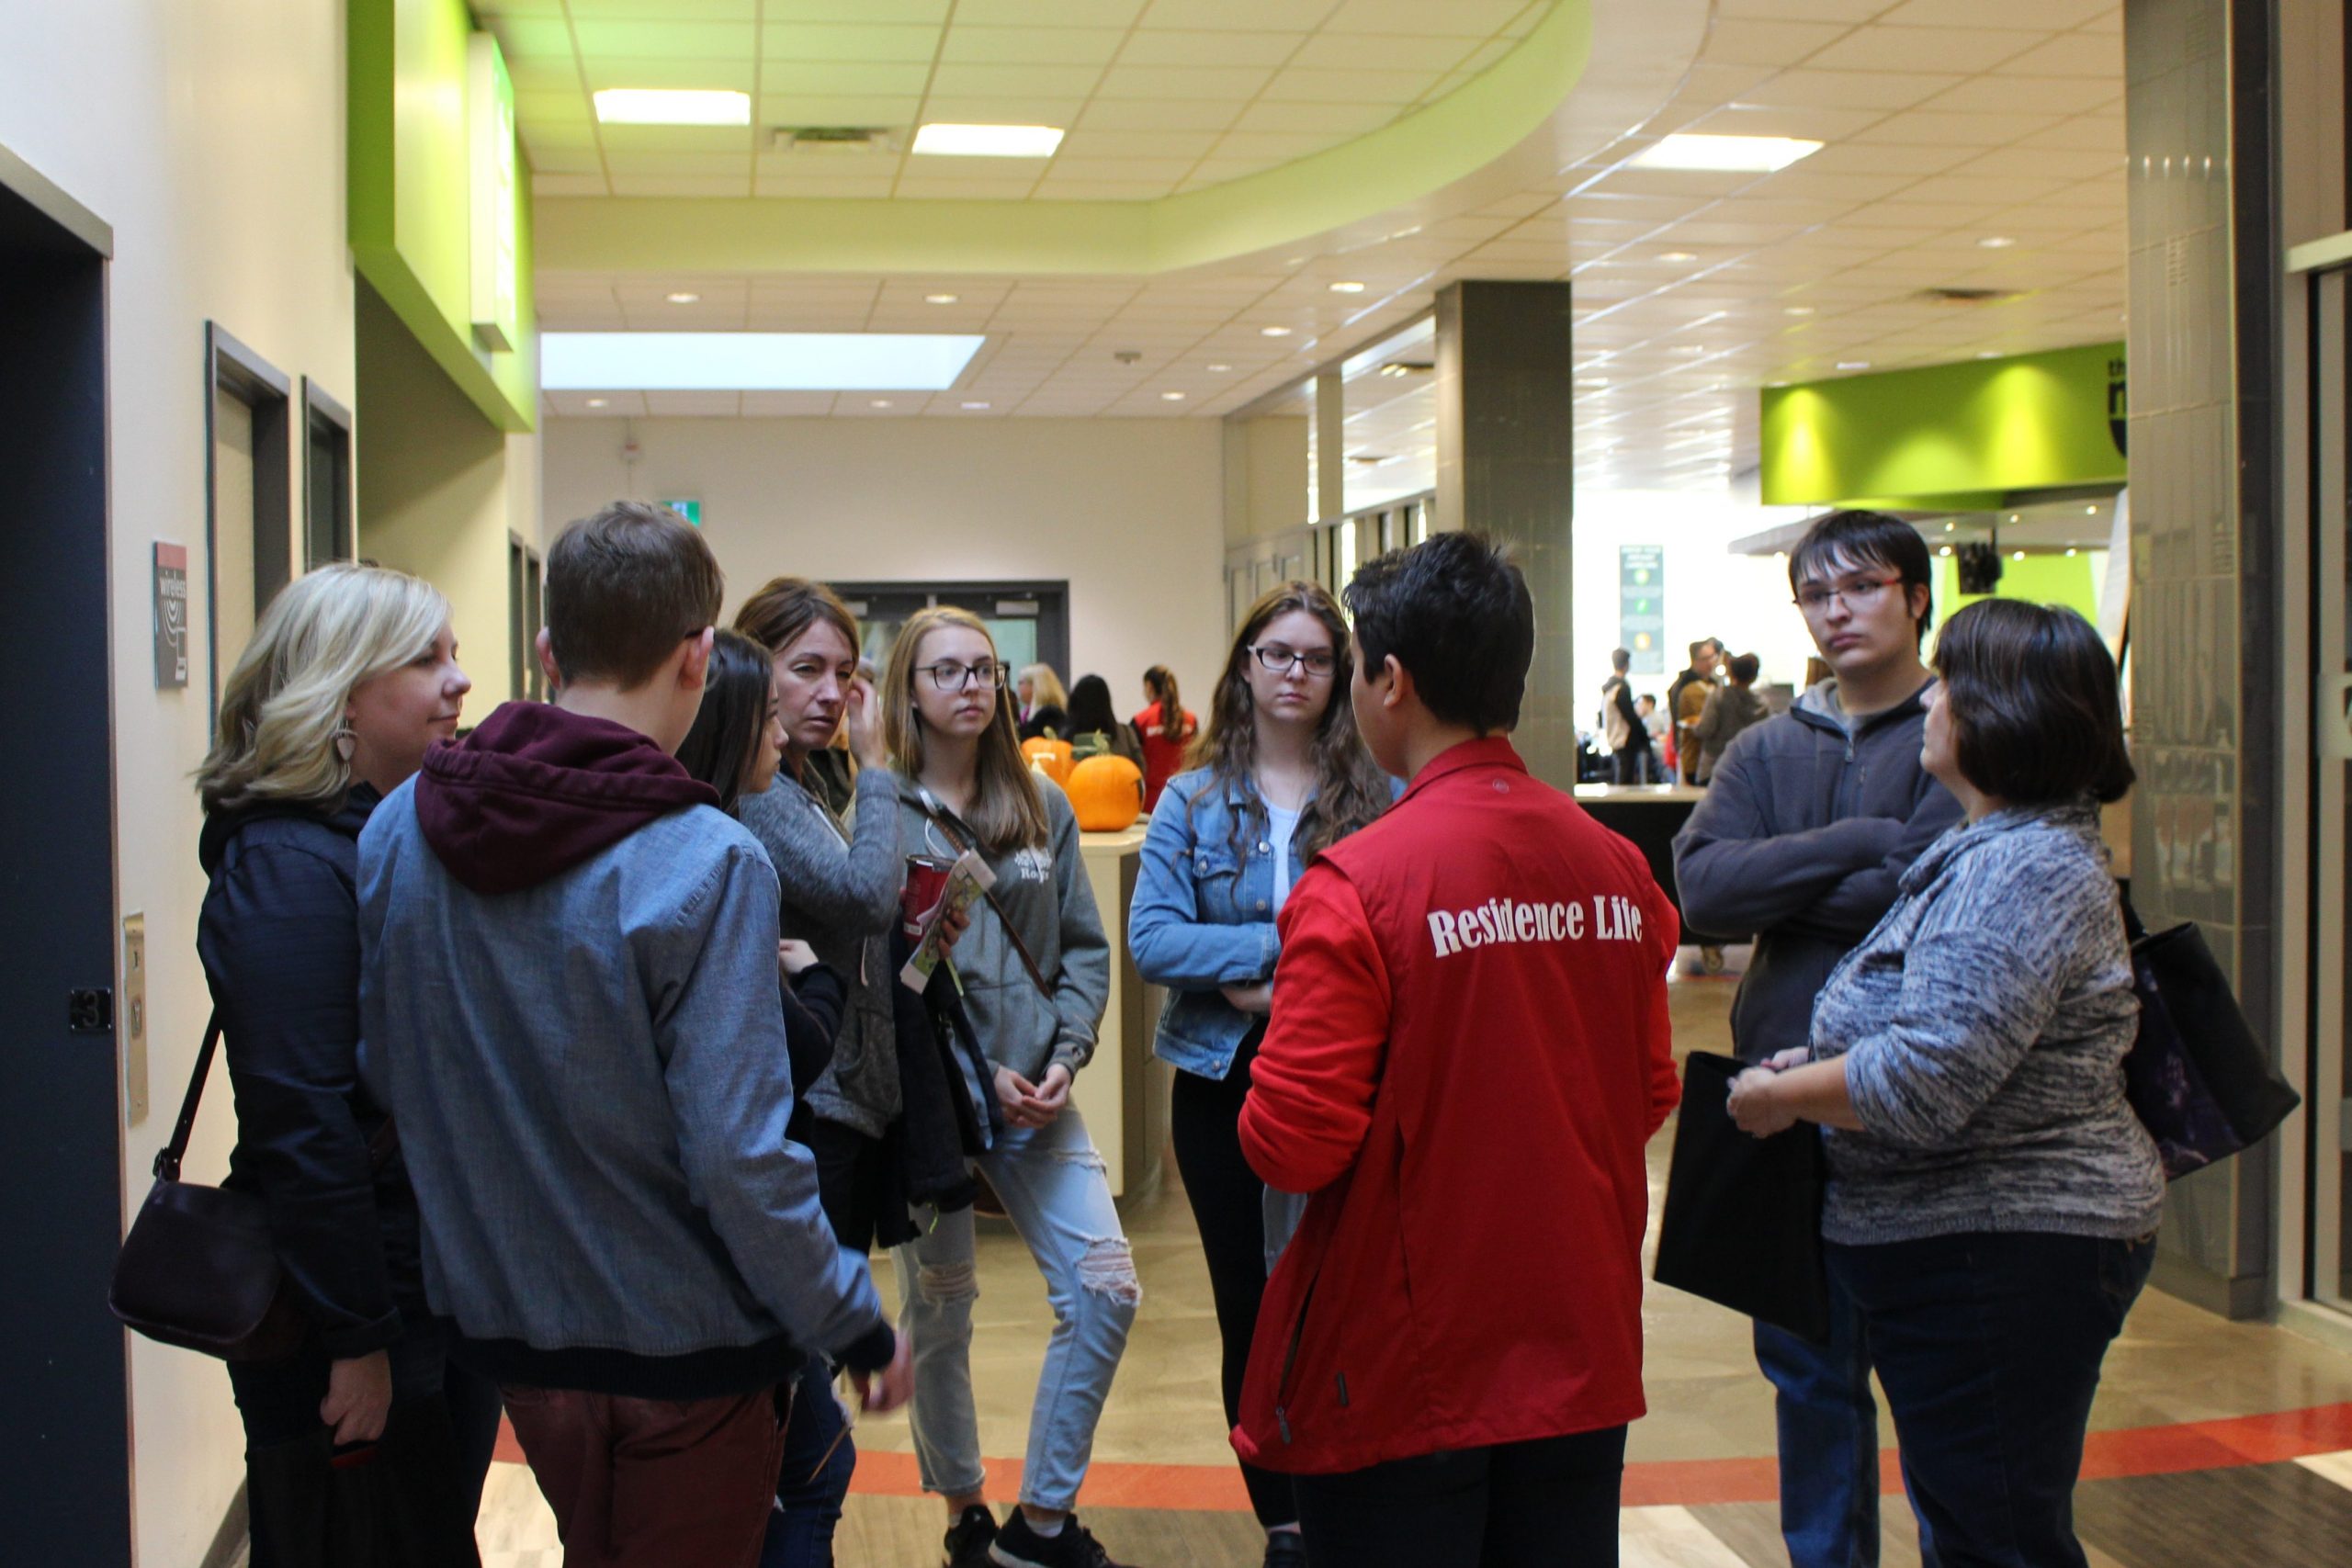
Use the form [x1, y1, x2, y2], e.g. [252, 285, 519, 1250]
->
[895, 774, 1112, 1085]
[1672, 677, 1962, 1064]
[1693, 683, 1770, 783]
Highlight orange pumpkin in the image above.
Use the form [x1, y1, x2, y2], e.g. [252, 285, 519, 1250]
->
[1068, 754, 1145, 832]
[1021, 737, 1074, 786]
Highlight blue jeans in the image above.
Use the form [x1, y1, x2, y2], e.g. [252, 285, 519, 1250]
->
[1828, 1231, 2154, 1568]
[1753, 1269, 1935, 1568]
[893, 1104, 1138, 1512]
[763, 1351, 855, 1568]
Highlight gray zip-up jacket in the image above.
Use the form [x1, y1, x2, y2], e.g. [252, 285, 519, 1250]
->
[1808, 802, 2165, 1245]
[1672, 678, 1962, 1064]
[897, 774, 1111, 1083]
[739, 767, 903, 1135]
[1693, 683, 1770, 783]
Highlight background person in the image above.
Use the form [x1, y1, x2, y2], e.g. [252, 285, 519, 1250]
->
[1135, 664, 1199, 811]
[1236, 535, 1680, 1567]
[1065, 673, 1142, 766]
[1727, 598, 2160, 1566]
[1672, 510, 1962, 1568]
[882, 609, 1134, 1568]
[1668, 639, 1724, 784]
[1601, 647, 1655, 784]
[1693, 653, 1770, 784]
[1128, 581, 1393, 1568]
[195, 563, 494, 1567]
[1017, 662, 1069, 741]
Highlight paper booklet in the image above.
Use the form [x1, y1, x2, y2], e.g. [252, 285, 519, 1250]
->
[899, 849, 995, 991]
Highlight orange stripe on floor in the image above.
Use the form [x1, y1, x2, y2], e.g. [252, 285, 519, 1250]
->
[491, 1400, 2352, 1511]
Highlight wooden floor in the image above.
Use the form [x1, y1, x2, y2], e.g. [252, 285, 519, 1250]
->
[469, 974, 2352, 1568]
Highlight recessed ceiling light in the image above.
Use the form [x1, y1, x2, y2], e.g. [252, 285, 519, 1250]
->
[1576, 377, 1611, 388]
[1329, 280, 1366, 293]
[1261, 325, 1293, 337]
[665, 291, 701, 305]
[1945, 521, 1956, 531]
[2012, 549, 2026, 560]
[594, 88, 750, 126]
[1160, 390, 1186, 400]
[925, 293, 959, 305]
[870, 399, 893, 409]
[962, 400, 990, 410]
[1630, 134, 1823, 173]
[1658, 251, 1698, 263]
[1671, 345, 1708, 355]
[1837, 360, 1871, 370]
[1977, 350, 2001, 358]
[2086, 504, 2099, 514]
[1939, 545, 1953, 556]
[910, 123, 1065, 157]
[1784, 305, 1815, 316]
[584, 398, 608, 408]
[1206, 362, 1232, 372]
[2009, 513, 2021, 523]
[2066, 547, 2079, 557]
[1978, 235, 2018, 249]
[541, 333, 984, 391]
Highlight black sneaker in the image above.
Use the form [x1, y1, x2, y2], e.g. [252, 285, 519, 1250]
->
[944, 1505, 999, 1568]
[1263, 1531, 1308, 1568]
[988, 1509, 1131, 1568]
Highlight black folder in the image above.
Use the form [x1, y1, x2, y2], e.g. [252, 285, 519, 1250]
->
[1652, 1051, 1832, 1343]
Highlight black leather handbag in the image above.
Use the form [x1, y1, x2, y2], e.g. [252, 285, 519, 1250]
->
[109, 1012, 308, 1361]
[2120, 904, 2301, 1180]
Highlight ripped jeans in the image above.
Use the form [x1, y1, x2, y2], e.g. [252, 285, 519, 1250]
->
[893, 1103, 1139, 1512]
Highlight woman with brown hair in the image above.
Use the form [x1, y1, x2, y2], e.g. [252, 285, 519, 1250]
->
[1126, 581, 1394, 1568]
[1132, 662, 1198, 811]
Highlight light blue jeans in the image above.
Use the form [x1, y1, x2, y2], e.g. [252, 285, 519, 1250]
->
[893, 1104, 1140, 1512]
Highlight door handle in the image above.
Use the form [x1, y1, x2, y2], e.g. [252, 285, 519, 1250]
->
[2323, 674, 2352, 760]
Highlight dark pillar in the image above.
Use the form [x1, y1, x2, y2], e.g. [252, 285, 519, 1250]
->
[1433, 279, 1577, 786]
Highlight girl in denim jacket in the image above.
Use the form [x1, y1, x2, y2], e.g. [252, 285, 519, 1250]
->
[1127, 581, 1393, 1568]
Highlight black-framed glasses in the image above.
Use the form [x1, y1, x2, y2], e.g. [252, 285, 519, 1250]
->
[1249, 644, 1337, 678]
[1793, 577, 1903, 615]
[923, 659, 1007, 692]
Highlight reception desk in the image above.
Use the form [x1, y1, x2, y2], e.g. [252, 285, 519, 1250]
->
[1071, 825, 1172, 1201]
[1571, 783, 1744, 943]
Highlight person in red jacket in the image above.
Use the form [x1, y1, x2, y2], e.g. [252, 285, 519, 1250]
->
[1235, 532, 1681, 1566]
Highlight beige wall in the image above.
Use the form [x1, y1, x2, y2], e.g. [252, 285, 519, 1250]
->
[540, 416, 1228, 715]
[0, 1, 357, 1560]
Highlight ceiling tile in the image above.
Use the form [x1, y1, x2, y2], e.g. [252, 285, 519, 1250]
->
[1078, 97, 1245, 130]
[1054, 128, 1223, 160]
[1875, 0, 2112, 26]
[531, 173, 610, 197]
[2000, 32, 2122, 76]
[1291, 31, 1476, 72]
[760, 22, 941, 62]
[1095, 63, 1281, 98]
[890, 175, 1045, 198]
[928, 62, 1107, 98]
[607, 175, 752, 197]
[918, 95, 1091, 125]
[1261, 66, 1448, 103]
[938, 26, 1127, 65]
[1118, 28, 1307, 67]
[1323, 0, 1528, 35]
[582, 58, 754, 91]
[572, 19, 755, 58]
[765, 0, 949, 18]
[1699, 19, 1856, 66]
[1850, 109, 2063, 146]
[1136, 0, 1344, 32]
[1232, 99, 1396, 134]
[1734, 69, 1964, 111]
[756, 95, 925, 126]
[1681, 103, 1890, 141]
[1042, 157, 1201, 183]
[482, 17, 574, 56]
[1803, 26, 2044, 73]
[761, 62, 933, 96]
[956, 0, 1148, 23]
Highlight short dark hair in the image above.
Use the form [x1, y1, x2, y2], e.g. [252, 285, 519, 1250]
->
[1788, 509, 1934, 646]
[1344, 532, 1532, 733]
[1611, 646, 1632, 671]
[1933, 599, 2133, 806]
[1728, 652, 1760, 683]
[673, 630, 774, 816]
[1688, 639, 1712, 661]
[547, 502, 724, 687]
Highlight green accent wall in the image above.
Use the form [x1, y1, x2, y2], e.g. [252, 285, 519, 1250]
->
[534, 0, 1592, 278]
[350, 0, 536, 432]
[1934, 552, 2103, 629]
[1760, 343, 2125, 506]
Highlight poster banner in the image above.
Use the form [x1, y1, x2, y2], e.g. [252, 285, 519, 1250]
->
[1620, 545, 1665, 675]
[153, 542, 188, 689]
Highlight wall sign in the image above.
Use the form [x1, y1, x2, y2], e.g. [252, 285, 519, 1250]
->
[1620, 545, 1665, 675]
[153, 542, 188, 689]
[661, 499, 703, 527]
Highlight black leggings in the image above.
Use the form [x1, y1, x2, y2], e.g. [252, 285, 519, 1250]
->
[1169, 1030, 1295, 1530]
[1293, 1426, 1628, 1568]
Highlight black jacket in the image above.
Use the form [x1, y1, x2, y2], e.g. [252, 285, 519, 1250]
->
[197, 784, 416, 1357]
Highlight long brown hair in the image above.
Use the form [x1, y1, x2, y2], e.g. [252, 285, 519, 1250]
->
[1143, 663, 1186, 743]
[1189, 581, 1390, 863]
[883, 606, 1050, 852]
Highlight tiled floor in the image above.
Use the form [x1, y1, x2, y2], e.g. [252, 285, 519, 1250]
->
[477, 976, 2352, 1567]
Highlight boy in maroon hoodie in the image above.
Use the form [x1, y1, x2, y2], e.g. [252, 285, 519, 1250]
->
[358, 502, 909, 1568]
[1234, 534, 1680, 1567]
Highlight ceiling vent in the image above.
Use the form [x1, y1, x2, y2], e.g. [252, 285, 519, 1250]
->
[1917, 287, 2014, 306]
[773, 126, 898, 155]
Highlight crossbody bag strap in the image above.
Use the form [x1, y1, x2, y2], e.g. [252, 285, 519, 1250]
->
[913, 797, 1058, 1004]
[157, 1012, 224, 1182]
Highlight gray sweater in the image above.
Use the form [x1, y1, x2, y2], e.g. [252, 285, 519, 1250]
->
[894, 775, 1111, 1083]
[1693, 683, 1770, 783]
[1807, 802, 2165, 1245]
[739, 767, 904, 1134]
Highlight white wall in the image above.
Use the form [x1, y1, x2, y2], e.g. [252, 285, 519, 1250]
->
[1571, 490, 1821, 733]
[0, 2, 357, 1560]
[541, 417, 1229, 716]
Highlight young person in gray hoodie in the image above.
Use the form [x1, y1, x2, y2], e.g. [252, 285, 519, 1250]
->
[358, 503, 909, 1568]
[1727, 599, 2160, 1566]
[1671, 510, 1962, 1568]
[877, 607, 1132, 1568]
[1692, 650, 1770, 784]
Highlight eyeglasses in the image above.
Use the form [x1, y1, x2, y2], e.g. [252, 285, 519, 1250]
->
[922, 659, 1006, 692]
[1794, 576, 1904, 615]
[1249, 644, 1337, 678]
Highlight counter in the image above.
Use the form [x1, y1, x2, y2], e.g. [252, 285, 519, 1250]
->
[1074, 825, 1171, 1201]
[1571, 783, 1744, 944]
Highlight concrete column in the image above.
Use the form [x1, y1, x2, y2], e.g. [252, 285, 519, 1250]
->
[1314, 367, 1345, 528]
[1433, 279, 1577, 785]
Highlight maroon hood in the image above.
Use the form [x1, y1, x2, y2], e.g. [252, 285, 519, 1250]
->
[415, 702, 719, 895]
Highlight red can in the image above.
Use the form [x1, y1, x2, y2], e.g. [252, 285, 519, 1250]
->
[901, 854, 956, 943]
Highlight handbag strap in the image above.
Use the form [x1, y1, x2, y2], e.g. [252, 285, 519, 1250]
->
[2117, 884, 2149, 944]
[157, 1012, 224, 1182]
[913, 797, 1058, 1004]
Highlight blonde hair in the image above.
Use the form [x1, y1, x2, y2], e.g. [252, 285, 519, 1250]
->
[1018, 663, 1068, 711]
[196, 563, 452, 814]
[884, 606, 1050, 852]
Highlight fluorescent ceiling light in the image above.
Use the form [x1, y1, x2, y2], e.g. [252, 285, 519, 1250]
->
[594, 89, 749, 126]
[1329, 280, 1366, 293]
[1783, 305, 1815, 316]
[665, 291, 700, 304]
[925, 293, 960, 304]
[1160, 390, 1187, 400]
[871, 399, 893, 409]
[911, 123, 1065, 158]
[1657, 251, 1697, 263]
[1206, 363, 1232, 372]
[961, 400, 990, 410]
[1837, 360, 1871, 370]
[541, 333, 984, 391]
[1978, 235, 2018, 249]
[1260, 325, 1294, 337]
[584, 398, 607, 409]
[1630, 134, 1822, 173]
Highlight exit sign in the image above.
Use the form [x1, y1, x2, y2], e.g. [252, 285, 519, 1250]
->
[662, 499, 702, 526]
